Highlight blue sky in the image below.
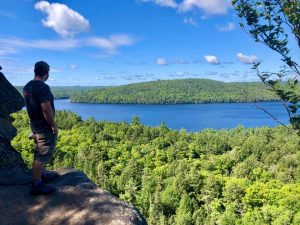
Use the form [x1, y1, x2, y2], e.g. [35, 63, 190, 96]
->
[0, 0, 296, 86]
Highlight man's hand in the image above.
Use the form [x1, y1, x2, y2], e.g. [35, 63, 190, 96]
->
[41, 101, 57, 134]
[51, 125, 58, 135]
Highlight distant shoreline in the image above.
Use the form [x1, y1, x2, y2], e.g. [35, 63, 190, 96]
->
[58, 98, 281, 105]
[16, 78, 285, 104]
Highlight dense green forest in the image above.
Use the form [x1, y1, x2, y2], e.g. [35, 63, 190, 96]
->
[15, 86, 101, 99]
[16, 79, 299, 104]
[70, 79, 280, 104]
[12, 111, 300, 224]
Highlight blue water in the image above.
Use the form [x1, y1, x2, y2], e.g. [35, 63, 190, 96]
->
[54, 99, 289, 132]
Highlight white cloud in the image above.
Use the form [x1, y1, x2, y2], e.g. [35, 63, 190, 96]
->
[0, 47, 19, 56]
[142, 0, 232, 15]
[0, 36, 80, 52]
[69, 64, 77, 70]
[179, 0, 231, 14]
[51, 68, 62, 73]
[35, 1, 90, 37]
[172, 59, 189, 64]
[156, 58, 168, 65]
[7, 65, 61, 75]
[0, 34, 135, 56]
[237, 53, 259, 64]
[29, 39, 80, 50]
[142, 0, 177, 8]
[217, 22, 235, 32]
[204, 55, 219, 64]
[154, 58, 190, 65]
[183, 17, 198, 27]
[7, 66, 33, 74]
[86, 34, 135, 50]
[104, 75, 115, 80]
[176, 71, 188, 76]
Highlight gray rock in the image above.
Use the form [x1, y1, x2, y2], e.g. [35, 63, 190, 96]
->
[0, 72, 25, 117]
[0, 167, 147, 225]
[0, 69, 28, 182]
[0, 167, 31, 185]
[0, 117, 17, 140]
[0, 138, 27, 169]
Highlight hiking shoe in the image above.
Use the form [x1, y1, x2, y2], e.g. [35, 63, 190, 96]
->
[41, 170, 59, 183]
[30, 182, 56, 196]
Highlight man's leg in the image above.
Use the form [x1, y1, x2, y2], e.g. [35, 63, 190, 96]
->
[31, 159, 56, 195]
[32, 159, 44, 181]
[30, 132, 56, 195]
[40, 133, 58, 182]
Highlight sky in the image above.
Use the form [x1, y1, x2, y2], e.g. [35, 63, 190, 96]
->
[0, 0, 298, 86]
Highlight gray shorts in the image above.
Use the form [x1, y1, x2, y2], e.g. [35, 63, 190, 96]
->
[33, 131, 57, 163]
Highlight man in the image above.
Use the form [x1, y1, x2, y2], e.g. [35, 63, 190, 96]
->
[23, 61, 58, 195]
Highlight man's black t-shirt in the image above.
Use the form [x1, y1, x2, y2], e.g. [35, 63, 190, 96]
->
[23, 80, 55, 133]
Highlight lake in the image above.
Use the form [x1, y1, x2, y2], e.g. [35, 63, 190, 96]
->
[54, 99, 289, 132]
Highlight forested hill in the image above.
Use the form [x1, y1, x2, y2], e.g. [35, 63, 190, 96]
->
[15, 86, 101, 99]
[70, 79, 278, 104]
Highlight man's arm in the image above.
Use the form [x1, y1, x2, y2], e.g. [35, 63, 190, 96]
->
[41, 101, 58, 134]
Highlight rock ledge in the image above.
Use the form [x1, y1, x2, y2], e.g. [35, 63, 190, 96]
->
[0, 167, 147, 225]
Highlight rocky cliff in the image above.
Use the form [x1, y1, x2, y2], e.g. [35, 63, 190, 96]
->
[0, 167, 146, 225]
[0, 65, 31, 185]
[0, 66, 147, 225]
